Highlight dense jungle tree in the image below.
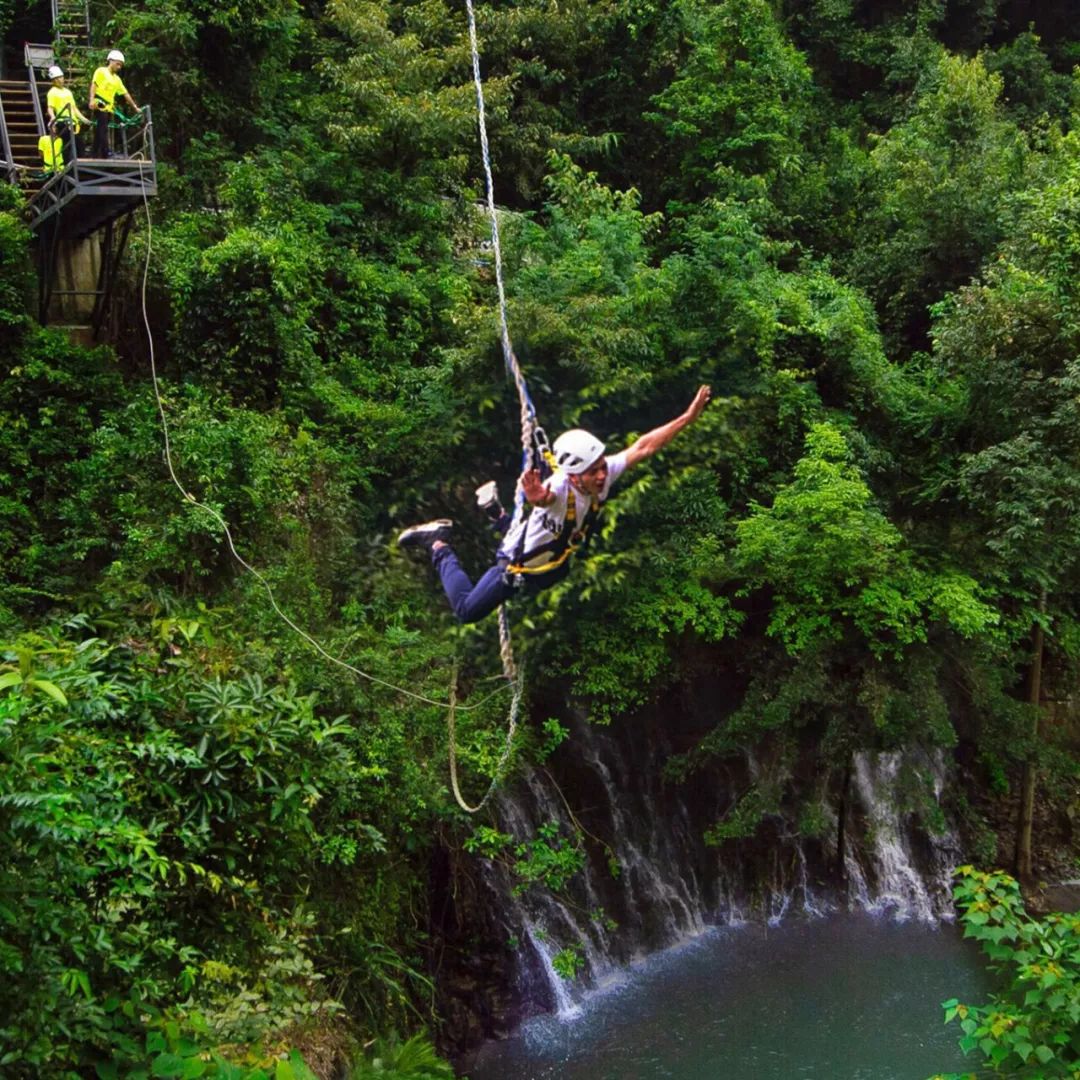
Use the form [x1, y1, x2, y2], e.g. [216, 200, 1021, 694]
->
[3, 0, 1080, 1075]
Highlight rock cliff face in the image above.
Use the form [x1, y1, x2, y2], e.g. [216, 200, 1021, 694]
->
[430, 700, 962, 1055]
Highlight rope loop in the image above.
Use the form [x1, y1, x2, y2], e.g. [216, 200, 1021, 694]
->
[447, 654, 523, 815]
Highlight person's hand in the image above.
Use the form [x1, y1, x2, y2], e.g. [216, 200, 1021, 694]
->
[685, 384, 712, 423]
[521, 468, 549, 504]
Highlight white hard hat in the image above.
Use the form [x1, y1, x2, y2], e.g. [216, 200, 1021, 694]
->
[552, 429, 606, 475]
[107, 49, 125, 62]
[48, 65, 64, 79]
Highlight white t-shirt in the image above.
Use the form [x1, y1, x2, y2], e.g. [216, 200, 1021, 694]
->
[499, 450, 629, 568]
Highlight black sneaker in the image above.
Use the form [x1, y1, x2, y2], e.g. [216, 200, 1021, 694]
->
[397, 518, 453, 550]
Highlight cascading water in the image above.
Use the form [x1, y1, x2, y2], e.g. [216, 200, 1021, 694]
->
[459, 713, 964, 1028]
[844, 748, 961, 921]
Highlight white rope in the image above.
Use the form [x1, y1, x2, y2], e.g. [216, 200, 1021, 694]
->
[133, 155, 508, 715]
[449, 0, 540, 812]
[447, 657, 524, 814]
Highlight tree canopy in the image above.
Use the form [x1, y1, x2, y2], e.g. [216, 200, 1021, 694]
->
[4, 0, 1080, 1074]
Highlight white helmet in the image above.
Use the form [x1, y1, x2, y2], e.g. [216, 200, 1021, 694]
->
[48, 65, 64, 79]
[107, 49, 125, 62]
[552, 429, 605, 475]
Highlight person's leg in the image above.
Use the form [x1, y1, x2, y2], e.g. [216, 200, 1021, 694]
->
[57, 123, 76, 169]
[93, 110, 109, 157]
[432, 546, 513, 624]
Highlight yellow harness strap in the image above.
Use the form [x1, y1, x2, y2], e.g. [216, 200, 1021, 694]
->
[505, 477, 601, 577]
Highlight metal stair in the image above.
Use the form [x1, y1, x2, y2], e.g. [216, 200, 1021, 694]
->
[0, 79, 47, 173]
[51, 0, 92, 75]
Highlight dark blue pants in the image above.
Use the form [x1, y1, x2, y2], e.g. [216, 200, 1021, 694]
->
[432, 546, 516, 624]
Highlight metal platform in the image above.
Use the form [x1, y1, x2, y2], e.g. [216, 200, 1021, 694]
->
[28, 142, 157, 236]
[0, 20, 158, 333]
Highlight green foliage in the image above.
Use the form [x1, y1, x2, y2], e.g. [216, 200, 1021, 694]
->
[705, 781, 784, 845]
[6, 0, 1080, 1067]
[927, 134, 1080, 599]
[0, 623, 344, 1072]
[551, 945, 586, 980]
[985, 30, 1074, 127]
[466, 819, 588, 903]
[734, 422, 996, 657]
[647, 0, 813, 200]
[0, 194, 31, 337]
[852, 52, 1027, 349]
[0, 605, 453, 1075]
[0, 329, 124, 619]
[346, 1034, 454, 1079]
[932, 867, 1080, 1077]
[511, 822, 586, 894]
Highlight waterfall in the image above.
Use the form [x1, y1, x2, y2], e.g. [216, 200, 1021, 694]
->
[844, 748, 961, 922]
[459, 717, 962, 1025]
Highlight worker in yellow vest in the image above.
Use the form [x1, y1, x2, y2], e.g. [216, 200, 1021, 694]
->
[37, 133, 63, 174]
[89, 49, 141, 159]
[45, 66, 88, 171]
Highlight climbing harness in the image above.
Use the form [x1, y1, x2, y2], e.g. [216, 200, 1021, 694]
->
[504, 487, 603, 580]
[133, 156, 511, 716]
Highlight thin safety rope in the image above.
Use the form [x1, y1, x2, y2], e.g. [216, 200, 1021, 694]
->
[463, 0, 536, 460]
[133, 154, 506, 715]
[456, 0, 538, 812]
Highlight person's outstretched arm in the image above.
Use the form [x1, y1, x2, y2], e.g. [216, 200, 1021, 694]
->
[623, 384, 711, 468]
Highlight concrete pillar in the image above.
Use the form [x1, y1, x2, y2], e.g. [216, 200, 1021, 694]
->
[48, 231, 102, 327]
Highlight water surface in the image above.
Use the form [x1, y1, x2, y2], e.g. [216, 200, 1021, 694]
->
[465, 914, 988, 1080]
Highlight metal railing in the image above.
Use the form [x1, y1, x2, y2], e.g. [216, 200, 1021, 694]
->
[26, 103, 157, 229]
[25, 57, 47, 139]
[0, 90, 15, 181]
[116, 102, 154, 162]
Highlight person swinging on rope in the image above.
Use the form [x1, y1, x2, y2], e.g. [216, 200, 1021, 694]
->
[399, 385, 712, 623]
